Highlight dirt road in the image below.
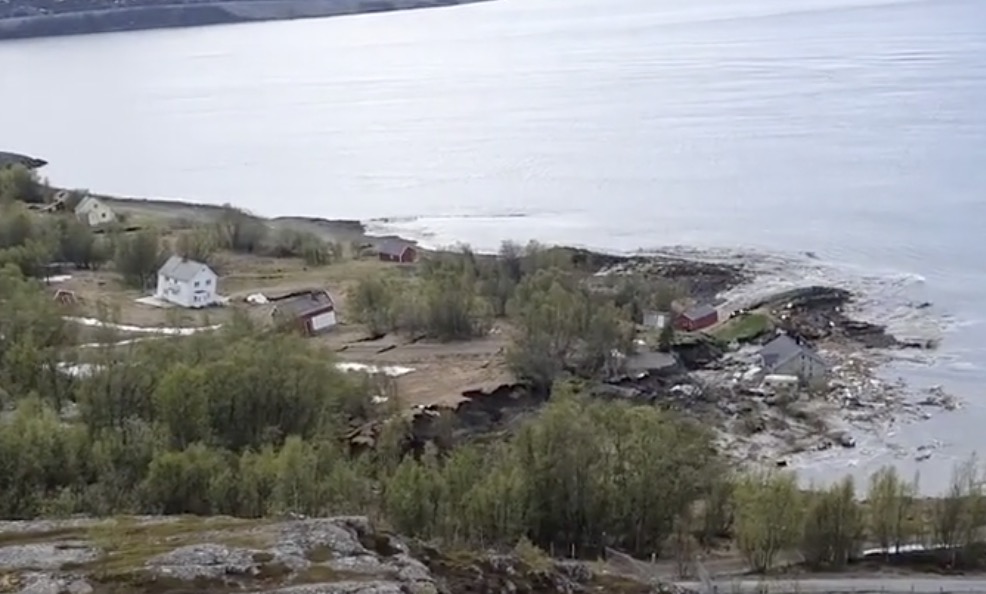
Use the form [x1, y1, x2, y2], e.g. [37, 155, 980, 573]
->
[677, 577, 986, 593]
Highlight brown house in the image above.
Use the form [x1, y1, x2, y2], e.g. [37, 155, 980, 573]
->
[377, 240, 417, 264]
[675, 304, 719, 332]
[270, 289, 337, 336]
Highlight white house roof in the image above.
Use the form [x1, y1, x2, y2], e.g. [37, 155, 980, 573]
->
[74, 196, 101, 214]
[158, 255, 214, 282]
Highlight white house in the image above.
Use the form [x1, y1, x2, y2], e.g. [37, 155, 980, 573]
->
[155, 256, 219, 308]
[74, 196, 116, 227]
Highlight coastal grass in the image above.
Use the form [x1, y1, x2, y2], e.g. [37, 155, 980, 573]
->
[70, 516, 266, 576]
[709, 311, 772, 343]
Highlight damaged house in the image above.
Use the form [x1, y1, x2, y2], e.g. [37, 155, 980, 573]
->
[269, 289, 338, 336]
[758, 334, 829, 389]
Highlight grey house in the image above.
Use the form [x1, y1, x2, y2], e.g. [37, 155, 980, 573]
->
[624, 351, 679, 378]
[758, 334, 829, 388]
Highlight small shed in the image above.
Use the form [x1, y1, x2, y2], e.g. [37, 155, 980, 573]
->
[377, 240, 417, 264]
[675, 304, 719, 332]
[642, 310, 671, 330]
[75, 196, 117, 227]
[53, 289, 78, 306]
[270, 289, 337, 336]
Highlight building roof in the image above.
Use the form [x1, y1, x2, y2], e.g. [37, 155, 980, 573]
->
[682, 303, 717, 320]
[75, 196, 106, 214]
[378, 239, 413, 257]
[759, 334, 824, 371]
[158, 255, 214, 283]
[624, 351, 678, 373]
[273, 290, 334, 318]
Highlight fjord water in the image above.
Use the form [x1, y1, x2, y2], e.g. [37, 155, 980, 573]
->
[1, 0, 984, 490]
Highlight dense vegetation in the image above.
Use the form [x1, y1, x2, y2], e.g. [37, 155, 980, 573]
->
[4, 167, 986, 576]
[0, 166, 340, 288]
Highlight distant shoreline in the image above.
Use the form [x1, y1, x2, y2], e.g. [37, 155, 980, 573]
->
[0, 0, 492, 41]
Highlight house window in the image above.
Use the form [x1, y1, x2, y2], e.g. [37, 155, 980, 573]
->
[194, 281, 200, 288]
[206, 279, 212, 286]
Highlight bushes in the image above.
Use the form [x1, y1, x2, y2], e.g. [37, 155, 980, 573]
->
[734, 471, 802, 572]
[347, 267, 491, 342]
[0, 202, 108, 275]
[0, 165, 44, 204]
[214, 204, 268, 254]
[800, 477, 863, 569]
[507, 269, 632, 389]
[113, 230, 163, 289]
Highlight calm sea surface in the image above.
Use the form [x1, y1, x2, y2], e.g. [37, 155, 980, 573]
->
[1, 0, 984, 491]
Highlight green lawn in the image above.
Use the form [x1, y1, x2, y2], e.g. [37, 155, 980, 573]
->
[709, 312, 772, 343]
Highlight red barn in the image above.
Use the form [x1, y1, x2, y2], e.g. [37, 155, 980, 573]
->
[270, 289, 337, 336]
[675, 304, 719, 332]
[377, 240, 417, 264]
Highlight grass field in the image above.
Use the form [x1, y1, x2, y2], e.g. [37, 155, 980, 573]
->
[709, 311, 773, 344]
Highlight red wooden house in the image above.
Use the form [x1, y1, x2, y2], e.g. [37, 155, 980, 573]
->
[377, 240, 417, 264]
[675, 304, 719, 332]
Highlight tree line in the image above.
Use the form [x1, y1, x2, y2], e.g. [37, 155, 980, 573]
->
[5, 264, 986, 571]
[0, 167, 342, 289]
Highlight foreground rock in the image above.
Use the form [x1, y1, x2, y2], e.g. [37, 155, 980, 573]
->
[0, 516, 675, 594]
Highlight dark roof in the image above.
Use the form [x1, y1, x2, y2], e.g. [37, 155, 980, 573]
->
[273, 290, 334, 318]
[378, 239, 413, 257]
[158, 255, 213, 282]
[0, 151, 47, 170]
[624, 351, 678, 373]
[759, 334, 824, 371]
[682, 304, 717, 320]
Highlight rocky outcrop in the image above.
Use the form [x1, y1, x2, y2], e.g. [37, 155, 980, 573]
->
[0, 151, 47, 170]
[0, 516, 662, 594]
[0, 0, 493, 41]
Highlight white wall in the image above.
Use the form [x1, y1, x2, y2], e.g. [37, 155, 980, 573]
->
[775, 352, 828, 387]
[155, 269, 218, 308]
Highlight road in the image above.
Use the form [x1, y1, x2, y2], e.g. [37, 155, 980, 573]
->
[676, 577, 986, 593]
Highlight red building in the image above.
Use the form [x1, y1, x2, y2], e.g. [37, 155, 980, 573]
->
[377, 240, 417, 264]
[675, 304, 719, 332]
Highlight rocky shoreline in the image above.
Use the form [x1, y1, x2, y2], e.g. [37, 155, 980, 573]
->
[0, 0, 493, 41]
